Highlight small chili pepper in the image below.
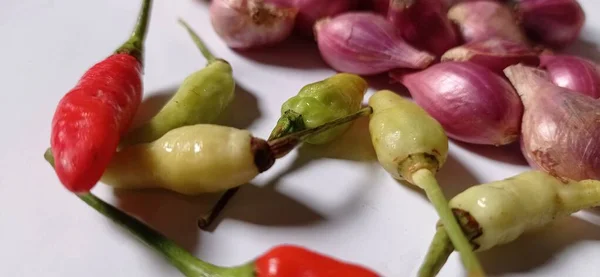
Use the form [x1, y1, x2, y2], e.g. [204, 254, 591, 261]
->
[418, 170, 600, 277]
[368, 90, 485, 277]
[43, 157, 381, 277]
[269, 73, 369, 143]
[199, 73, 369, 229]
[45, 107, 371, 194]
[49, 0, 154, 193]
[119, 19, 235, 147]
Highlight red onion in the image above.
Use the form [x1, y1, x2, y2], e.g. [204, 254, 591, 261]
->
[516, 0, 585, 49]
[447, 1, 528, 44]
[540, 54, 600, 99]
[209, 0, 298, 49]
[391, 61, 523, 145]
[441, 38, 540, 75]
[314, 12, 435, 75]
[387, 0, 461, 57]
[504, 64, 600, 181]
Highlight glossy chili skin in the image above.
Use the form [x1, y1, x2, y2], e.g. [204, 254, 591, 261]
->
[255, 245, 380, 277]
[51, 54, 143, 192]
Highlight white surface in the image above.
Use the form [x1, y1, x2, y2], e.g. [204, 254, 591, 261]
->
[3, 0, 600, 276]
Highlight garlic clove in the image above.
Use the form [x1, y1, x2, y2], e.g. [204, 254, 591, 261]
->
[539, 54, 600, 99]
[441, 38, 540, 75]
[392, 61, 523, 146]
[209, 0, 298, 49]
[448, 1, 528, 44]
[314, 12, 435, 75]
[504, 64, 600, 181]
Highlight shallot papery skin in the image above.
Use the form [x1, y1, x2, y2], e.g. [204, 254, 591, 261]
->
[516, 0, 585, 49]
[392, 61, 523, 145]
[540, 54, 600, 98]
[504, 64, 600, 181]
[291, 0, 358, 36]
[387, 0, 461, 57]
[314, 12, 435, 75]
[209, 0, 298, 49]
[448, 1, 528, 44]
[441, 38, 540, 75]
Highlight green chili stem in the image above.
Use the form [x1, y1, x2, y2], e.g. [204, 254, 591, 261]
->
[268, 110, 306, 141]
[115, 0, 154, 63]
[267, 106, 372, 158]
[43, 154, 254, 277]
[411, 169, 485, 277]
[178, 18, 217, 63]
[418, 227, 454, 277]
[197, 187, 240, 229]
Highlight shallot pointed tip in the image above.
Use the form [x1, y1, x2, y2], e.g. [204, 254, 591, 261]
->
[504, 64, 551, 103]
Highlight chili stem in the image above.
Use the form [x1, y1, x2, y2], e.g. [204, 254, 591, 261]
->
[267, 106, 372, 158]
[268, 110, 306, 141]
[198, 187, 240, 229]
[418, 227, 454, 277]
[291, 106, 372, 141]
[411, 169, 485, 277]
[43, 154, 254, 277]
[178, 18, 217, 63]
[115, 0, 154, 62]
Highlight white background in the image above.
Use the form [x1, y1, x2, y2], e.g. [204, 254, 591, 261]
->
[2, 0, 600, 276]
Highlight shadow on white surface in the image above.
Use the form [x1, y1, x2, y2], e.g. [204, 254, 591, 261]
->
[203, 116, 378, 229]
[365, 72, 411, 96]
[214, 84, 262, 129]
[130, 85, 180, 128]
[394, 154, 480, 201]
[234, 35, 328, 69]
[453, 140, 529, 167]
[477, 216, 600, 275]
[207, 183, 326, 229]
[112, 188, 219, 252]
[436, 154, 481, 199]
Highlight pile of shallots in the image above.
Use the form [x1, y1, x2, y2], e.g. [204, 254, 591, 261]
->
[208, 0, 600, 181]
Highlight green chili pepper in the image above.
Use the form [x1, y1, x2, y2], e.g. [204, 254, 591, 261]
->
[269, 73, 368, 144]
[119, 19, 235, 147]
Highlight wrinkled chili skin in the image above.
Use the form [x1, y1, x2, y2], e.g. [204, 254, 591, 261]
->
[255, 245, 380, 277]
[50, 54, 143, 193]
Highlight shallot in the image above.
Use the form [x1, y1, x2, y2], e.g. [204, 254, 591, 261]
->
[387, 0, 460, 56]
[540, 54, 600, 98]
[290, 0, 357, 36]
[447, 1, 528, 44]
[516, 0, 585, 49]
[504, 64, 600, 181]
[209, 0, 298, 49]
[314, 12, 435, 75]
[391, 61, 523, 146]
[441, 38, 540, 75]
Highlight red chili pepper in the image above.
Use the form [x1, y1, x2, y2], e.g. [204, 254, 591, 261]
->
[255, 245, 380, 277]
[50, 0, 153, 193]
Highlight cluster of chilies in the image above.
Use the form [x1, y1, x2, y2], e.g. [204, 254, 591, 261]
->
[44, 0, 600, 277]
